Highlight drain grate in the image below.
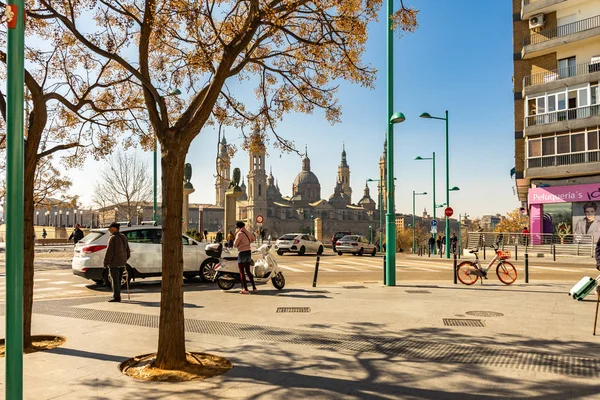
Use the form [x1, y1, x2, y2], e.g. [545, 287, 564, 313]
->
[342, 286, 367, 289]
[406, 290, 431, 294]
[466, 311, 504, 318]
[277, 307, 311, 313]
[443, 318, 485, 327]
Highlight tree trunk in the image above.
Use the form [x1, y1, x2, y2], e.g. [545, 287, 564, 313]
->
[154, 145, 187, 369]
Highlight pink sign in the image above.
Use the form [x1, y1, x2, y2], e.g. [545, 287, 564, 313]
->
[528, 183, 600, 205]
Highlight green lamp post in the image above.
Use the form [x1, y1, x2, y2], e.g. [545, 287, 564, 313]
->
[367, 178, 383, 252]
[386, 112, 405, 286]
[412, 191, 427, 254]
[415, 153, 436, 254]
[420, 111, 452, 258]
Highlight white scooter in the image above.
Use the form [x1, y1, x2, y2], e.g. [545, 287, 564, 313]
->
[214, 244, 286, 291]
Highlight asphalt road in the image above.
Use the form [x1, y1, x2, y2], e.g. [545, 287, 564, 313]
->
[0, 250, 597, 300]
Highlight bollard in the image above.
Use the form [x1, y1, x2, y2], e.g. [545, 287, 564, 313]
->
[514, 245, 518, 261]
[312, 255, 320, 287]
[383, 255, 386, 285]
[483, 246, 486, 261]
[525, 253, 529, 283]
[552, 245, 556, 262]
[453, 253, 457, 285]
[577, 242, 580, 256]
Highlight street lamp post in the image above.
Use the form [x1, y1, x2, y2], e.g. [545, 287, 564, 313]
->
[310, 214, 314, 236]
[369, 225, 373, 244]
[412, 191, 427, 254]
[36, 211, 39, 226]
[415, 153, 436, 254]
[367, 178, 384, 252]
[420, 111, 451, 258]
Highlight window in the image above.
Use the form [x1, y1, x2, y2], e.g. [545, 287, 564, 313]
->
[556, 135, 569, 154]
[592, 85, 599, 105]
[589, 131, 599, 150]
[258, 184, 262, 196]
[527, 98, 536, 116]
[558, 93, 567, 110]
[182, 236, 190, 245]
[542, 138, 555, 155]
[548, 94, 556, 112]
[528, 139, 541, 157]
[579, 88, 588, 107]
[571, 133, 585, 152]
[125, 229, 161, 244]
[536, 97, 545, 114]
[301, 235, 309, 240]
[558, 57, 576, 79]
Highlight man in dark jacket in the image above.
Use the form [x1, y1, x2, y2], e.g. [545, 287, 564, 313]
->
[68, 224, 85, 245]
[104, 222, 130, 302]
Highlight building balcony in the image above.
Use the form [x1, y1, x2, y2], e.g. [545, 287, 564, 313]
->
[522, 0, 567, 20]
[522, 15, 600, 59]
[523, 61, 600, 96]
[525, 104, 600, 135]
[526, 151, 600, 178]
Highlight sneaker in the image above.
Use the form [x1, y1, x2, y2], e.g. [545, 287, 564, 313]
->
[108, 298, 121, 303]
[252, 288, 258, 293]
[240, 290, 249, 295]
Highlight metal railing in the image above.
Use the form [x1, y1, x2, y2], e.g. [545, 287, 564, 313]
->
[466, 232, 594, 257]
[523, 0, 567, 6]
[525, 104, 600, 127]
[524, 61, 600, 88]
[527, 150, 600, 168]
[524, 15, 600, 46]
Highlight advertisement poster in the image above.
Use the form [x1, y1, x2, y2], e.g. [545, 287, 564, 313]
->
[572, 201, 600, 243]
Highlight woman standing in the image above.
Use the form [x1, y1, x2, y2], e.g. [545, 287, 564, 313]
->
[233, 221, 257, 294]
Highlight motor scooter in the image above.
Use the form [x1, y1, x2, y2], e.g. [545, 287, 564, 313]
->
[214, 244, 286, 291]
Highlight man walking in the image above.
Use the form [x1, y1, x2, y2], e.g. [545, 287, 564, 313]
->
[450, 233, 458, 255]
[103, 222, 130, 302]
[68, 223, 85, 245]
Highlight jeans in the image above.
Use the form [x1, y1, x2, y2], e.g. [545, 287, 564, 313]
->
[238, 263, 256, 291]
[109, 266, 124, 300]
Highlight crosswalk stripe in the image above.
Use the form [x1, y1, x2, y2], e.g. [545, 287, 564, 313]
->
[50, 281, 71, 285]
[35, 287, 60, 292]
[401, 267, 441, 272]
[34, 278, 50, 282]
[529, 265, 581, 272]
[278, 265, 305, 273]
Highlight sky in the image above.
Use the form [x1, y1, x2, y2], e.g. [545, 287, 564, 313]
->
[67, 0, 518, 219]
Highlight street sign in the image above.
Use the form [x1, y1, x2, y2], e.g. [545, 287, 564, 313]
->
[431, 227, 437, 234]
[445, 207, 454, 217]
[255, 215, 264, 224]
[431, 219, 438, 227]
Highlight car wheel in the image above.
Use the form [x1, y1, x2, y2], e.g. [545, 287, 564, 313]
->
[338, 252, 343, 256]
[371, 248, 376, 257]
[277, 250, 284, 256]
[358, 248, 364, 256]
[200, 258, 219, 282]
[299, 246, 306, 256]
[317, 246, 324, 256]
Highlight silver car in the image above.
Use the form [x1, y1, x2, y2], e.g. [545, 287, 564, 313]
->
[336, 235, 377, 256]
[275, 233, 324, 256]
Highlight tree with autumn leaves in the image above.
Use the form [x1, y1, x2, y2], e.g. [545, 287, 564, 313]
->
[26, 0, 419, 370]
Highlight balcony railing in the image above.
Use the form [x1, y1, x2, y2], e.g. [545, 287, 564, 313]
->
[523, 15, 600, 46]
[524, 61, 600, 88]
[527, 150, 600, 168]
[525, 104, 600, 127]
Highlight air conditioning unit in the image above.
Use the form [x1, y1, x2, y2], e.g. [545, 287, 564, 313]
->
[529, 14, 545, 29]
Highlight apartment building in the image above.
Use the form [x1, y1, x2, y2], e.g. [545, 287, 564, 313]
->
[513, 0, 600, 240]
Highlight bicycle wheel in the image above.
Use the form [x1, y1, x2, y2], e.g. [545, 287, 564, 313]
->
[456, 261, 479, 285]
[496, 261, 517, 285]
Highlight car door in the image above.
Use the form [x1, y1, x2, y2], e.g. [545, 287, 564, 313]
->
[182, 235, 198, 272]
[123, 229, 161, 275]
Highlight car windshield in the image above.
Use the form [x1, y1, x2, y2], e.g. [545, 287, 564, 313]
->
[79, 231, 105, 244]
[279, 234, 297, 240]
[341, 235, 358, 241]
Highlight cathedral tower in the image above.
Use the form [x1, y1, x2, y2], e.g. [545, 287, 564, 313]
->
[337, 144, 352, 203]
[247, 135, 268, 230]
[215, 135, 230, 207]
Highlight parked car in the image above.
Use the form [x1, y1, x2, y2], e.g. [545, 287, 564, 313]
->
[331, 231, 354, 251]
[72, 226, 220, 287]
[336, 235, 377, 256]
[275, 233, 324, 256]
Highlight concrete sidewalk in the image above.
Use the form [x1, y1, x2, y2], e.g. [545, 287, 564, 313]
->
[2, 280, 600, 399]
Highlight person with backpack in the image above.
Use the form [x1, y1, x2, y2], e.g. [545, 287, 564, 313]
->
[233, 221, 256, 295]
[103, 222, 131, 302]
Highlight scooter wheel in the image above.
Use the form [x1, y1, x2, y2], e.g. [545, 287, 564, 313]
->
[272, 273, 285, 290]
[217, 275, 236, 290]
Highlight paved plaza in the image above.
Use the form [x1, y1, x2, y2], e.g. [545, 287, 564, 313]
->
[1, 250, 600, 399]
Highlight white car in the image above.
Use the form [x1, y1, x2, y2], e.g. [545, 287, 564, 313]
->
[336, 235, 377, 256]
[275, 233, 324, 256]
[72, 226, 219, 287]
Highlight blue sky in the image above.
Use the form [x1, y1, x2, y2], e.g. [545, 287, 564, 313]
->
[69, 0, 518, 219]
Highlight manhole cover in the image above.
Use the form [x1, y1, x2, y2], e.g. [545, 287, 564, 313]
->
[443, 318, 485, 327]
[343, 286, 367, 289]
[406, 290, 431, 294]
[276, 307, 311, 313]
[466, 311, 504, 318]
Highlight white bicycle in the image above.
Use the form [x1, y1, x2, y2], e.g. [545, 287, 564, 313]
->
[456, 241, 517, 286]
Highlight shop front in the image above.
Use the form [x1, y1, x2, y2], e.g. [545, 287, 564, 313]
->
[528, 183, 600, 245]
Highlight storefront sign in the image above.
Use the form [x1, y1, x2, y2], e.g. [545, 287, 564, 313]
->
[528, 183, 600, 205]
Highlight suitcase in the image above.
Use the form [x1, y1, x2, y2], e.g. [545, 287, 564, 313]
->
[569, 276, 599, 301]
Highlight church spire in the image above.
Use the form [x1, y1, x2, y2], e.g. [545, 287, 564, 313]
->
[302, 146, 311, 171]
[340, 144, 348, 168]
